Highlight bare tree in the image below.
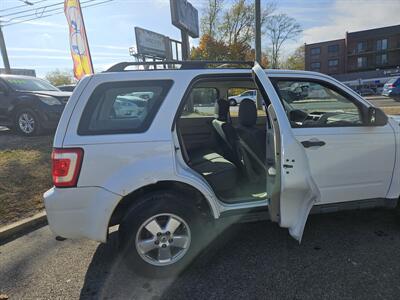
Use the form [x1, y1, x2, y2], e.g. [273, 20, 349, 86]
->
[220, 0, 275, 46]
[200, 0, 224, 38]
[264, 14, 302, 68]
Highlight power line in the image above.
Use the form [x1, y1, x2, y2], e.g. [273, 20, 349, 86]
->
[0, 0, 49, 13]
[2, 0, 114, 27]
[1, 1, 65, 18]
[2, 0, 99, 23]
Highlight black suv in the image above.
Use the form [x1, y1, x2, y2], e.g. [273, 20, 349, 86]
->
[0, 75, 72, 136]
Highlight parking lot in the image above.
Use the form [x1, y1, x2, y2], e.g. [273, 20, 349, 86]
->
[1, 94, 400, 299]
[2, 208, 400, 299]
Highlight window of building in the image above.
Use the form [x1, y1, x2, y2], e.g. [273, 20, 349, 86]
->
[376, 53, 388, 65]
[357, 41, 367, 53]
[357, 57, 367, 68]
[310, 62, 321, 71]
[310, 47, 321, 55]
[328, 44, 339, 53]
[328, 59, 339, 67]
[377, 39, 388, 51]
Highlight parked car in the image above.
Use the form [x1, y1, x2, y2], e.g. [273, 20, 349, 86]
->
[357, 87, 375, 96]
[57, 84, 76, 92]
[0, 75, 72, 136]
[382, 77, 400, 99]
[228, 89, 256, 106]
[44, 62, 400, 277]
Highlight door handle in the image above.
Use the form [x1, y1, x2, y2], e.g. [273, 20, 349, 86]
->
[301, 140, 326, 148]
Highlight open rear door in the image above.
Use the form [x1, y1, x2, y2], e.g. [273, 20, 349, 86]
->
[252, 63, 320, 242]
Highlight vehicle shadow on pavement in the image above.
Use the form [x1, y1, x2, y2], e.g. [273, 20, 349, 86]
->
[80, 209, 400, 300]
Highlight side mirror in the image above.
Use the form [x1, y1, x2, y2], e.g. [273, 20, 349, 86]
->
[367, 107, 388, 126]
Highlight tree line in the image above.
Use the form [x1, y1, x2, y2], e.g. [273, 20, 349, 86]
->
[191, 0, 304, 69]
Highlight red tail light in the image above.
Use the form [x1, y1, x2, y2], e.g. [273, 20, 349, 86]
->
[52, 148, 84, 187]
[387, 84, 394, 88]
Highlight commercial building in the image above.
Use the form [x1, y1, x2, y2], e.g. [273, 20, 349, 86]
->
[305, 25, 400, 88]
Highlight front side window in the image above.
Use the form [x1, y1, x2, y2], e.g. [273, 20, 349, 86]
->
[273, 79, 363, 128]
[78, 80, 173, 135]
[181, 87, 218, 118]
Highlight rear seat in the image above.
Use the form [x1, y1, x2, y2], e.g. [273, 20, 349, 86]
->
[186, 99, 239, 193]
[190, 151, 237, 192]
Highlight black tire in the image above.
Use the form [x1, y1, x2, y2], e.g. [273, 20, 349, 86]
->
[119, 191, 208, 278]
[229, 99, 237, 106]
[14, 108, 41, 136]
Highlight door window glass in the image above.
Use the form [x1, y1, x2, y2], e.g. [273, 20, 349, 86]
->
[78, 80, 173, 135]
[273, 80, 363, 128]
[181, 87, 218, 118]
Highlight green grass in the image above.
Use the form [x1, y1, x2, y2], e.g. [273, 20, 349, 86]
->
[0, 134, 53, 226]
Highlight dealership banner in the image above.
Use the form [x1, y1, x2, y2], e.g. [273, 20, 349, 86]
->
[64, 0, 94, 79]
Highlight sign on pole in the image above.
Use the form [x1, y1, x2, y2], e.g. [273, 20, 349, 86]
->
[170, 0, 199, 38]
[135, 27, 171, 59]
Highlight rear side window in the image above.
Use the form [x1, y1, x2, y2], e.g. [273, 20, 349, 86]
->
[78, 80, 173, 135]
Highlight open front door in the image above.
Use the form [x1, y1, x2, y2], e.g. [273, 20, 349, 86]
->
[253, 63, 320, 242]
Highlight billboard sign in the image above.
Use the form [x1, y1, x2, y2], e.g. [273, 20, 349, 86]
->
[170, 0, 199, 38]
[135, 27, 170, 58]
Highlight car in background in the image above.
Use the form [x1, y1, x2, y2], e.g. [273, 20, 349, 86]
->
[382, 77, 400, 99]
[357, 87, 375, 97]
[0, 75, 72, 136]
[228, 90, 256, 106]
[57, 84, 76, 92]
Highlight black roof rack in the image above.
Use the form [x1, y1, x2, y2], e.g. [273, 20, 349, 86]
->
[105, 60, 254, 72]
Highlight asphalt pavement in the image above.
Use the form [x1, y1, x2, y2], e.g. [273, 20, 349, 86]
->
[1, 208, 400, 299]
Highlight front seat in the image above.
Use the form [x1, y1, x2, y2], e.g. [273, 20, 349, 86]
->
[212, 99, 242, 168]
[236, 99, 267, 181]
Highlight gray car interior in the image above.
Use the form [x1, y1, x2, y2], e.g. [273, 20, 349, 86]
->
[177, 79, 268, 203]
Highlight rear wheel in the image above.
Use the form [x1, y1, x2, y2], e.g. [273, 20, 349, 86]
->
[229, 99, 237, 106]
[14, 108, 41, 136]
[119, 191, 207, 278]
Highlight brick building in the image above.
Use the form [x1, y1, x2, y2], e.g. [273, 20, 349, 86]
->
[305, 25, 400, 77]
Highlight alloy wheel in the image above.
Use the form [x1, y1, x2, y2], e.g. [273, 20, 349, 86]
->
[18, 112, 35, 134]
[135, 213, 191, 266]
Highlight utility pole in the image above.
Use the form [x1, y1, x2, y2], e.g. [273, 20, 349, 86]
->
[255, 0, 261, 64]
[255, 0, 262, 109]
[0, 25, 11, 74]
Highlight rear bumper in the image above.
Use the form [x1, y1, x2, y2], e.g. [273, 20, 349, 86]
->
[44, 186, 122, 242]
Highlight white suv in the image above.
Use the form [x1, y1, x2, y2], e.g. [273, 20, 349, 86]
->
[44, 62, 400, 277]
[228, 89, 256, 106]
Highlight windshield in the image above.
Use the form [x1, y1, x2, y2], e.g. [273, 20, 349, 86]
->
[386, 77, 399, 85]
[4, 77, 59, 91]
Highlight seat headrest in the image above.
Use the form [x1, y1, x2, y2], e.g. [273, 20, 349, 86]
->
[239, 99, 257, 127]
[215, 98, 230, 121]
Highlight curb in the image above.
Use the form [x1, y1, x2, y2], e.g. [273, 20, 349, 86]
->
[0, 211, 48, 245]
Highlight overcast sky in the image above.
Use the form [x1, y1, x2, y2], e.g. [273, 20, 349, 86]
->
[1, 0, 400, 77]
